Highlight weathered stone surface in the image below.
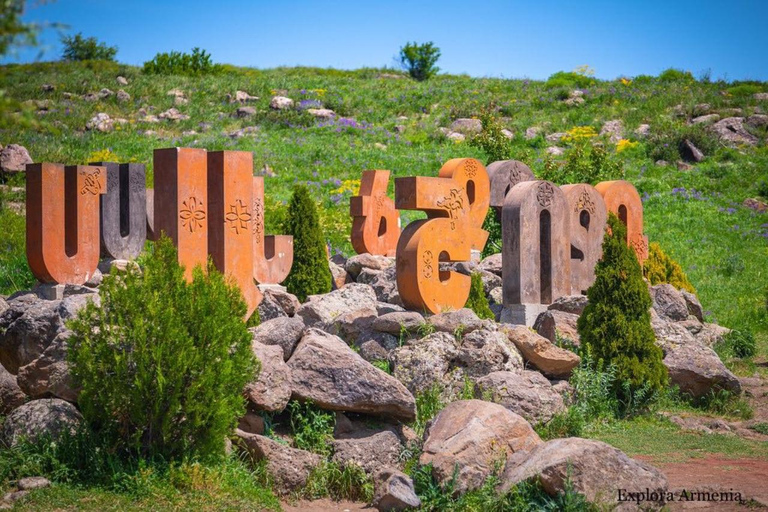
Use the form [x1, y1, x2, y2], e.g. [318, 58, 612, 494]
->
[17, 330, 78, 402]
[560, 184, 607, 294]
[306, 108, 335, 119]
[710, 117, 758, 146]
[238, 411, 265, 435]
[264, 288, 300, 317]
[373, 468, 421, 511]
[345, 253, 394, 278]
[0, 364, 25, 415]
[651, 284, 689, 321]
[680, 290, 704, 322]
[17, 476, 51, 491]
[455, 329, 523, 377]
[478, 270, 502, 295]
[428, 308, 484, 335]
[691, 114, 720, 125]
[230, 90, 258, 103]
[288, 329, 416, 421]
[0, 144, 33, 173]
[86, 112, 113, 132]
[680, 139, 704, 162]
[158, 107, 189, 121]
[356, 268, 382, 285]
[235, 430, 321, 492]
[663, 342, 741, 399]
[329, 261, 351, 290]
[257, 292, 288, 321]
[2, 398, 83, 446]
[476, 370, 566, 424]
[269, 96, 294, 110]
[486, 160, 535, 211]
[420, 400, 541, 493]
[595, 180, 648, 264]
[245, 342, 291, 411]
[297, 283, 378, 330]
[250, 316, 304, 361]
[372, 311, 425, 335]
[351, 171, 400, 257]
[332, 430, 401, 475]
[332, 307, 377, 343]
[499, 437, 669, 508]
[450, 118, 483, 134]
[0, 294, 63, 373]
[747, 114, 768, 128]
[477, 253, 503, 276]
[505, 325, 580, 379]
[369, 267, 402, 306]
[391, 332, 458, 394]
[696, 322, 730, 347]
[235, 106, 256, 117]
[600, 119, 624, 143]
[548, 295, 588, 315]
[533, 309, 580, 345]
[635, 124, 651, 137]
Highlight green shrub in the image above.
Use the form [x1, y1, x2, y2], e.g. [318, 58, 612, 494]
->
[658, 68, 694, 83]
[577, 214, 668, 402]
[757, 180, 768, 199]
[283, 185, 332, 302]
[541, 139, 623, 185]
[286, 400, 335, 456]
[302, 461, 373, 502]
[545, 71, 596, 89]
[481, 208, 502, 258]
[413, 383, 445, 436]
[716, 329, 757, 359]
[647, 121, 719, 163]
[68, 237, 257, 462]
[143, 47, 223, 76]
[694, 389, 753, 420]
[469, 112, 512, 163]
[465, 272, 494, 320]
[749, 422, 768, 435]
[61, 32, 117, 62]
[399, 41, 441, 81]
[726, 83, 764, 97]
[643, 241, 696, 293]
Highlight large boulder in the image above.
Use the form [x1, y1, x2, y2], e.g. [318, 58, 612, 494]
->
[499, 438, 669, 509]
[420, 400, 541, 493]
[345, 254, 394, 279]
[548, 295, 588, 315]
[331, 430, 402, 475]
[477, 254, 502, 276]
[2, 398, 83, 446]
[288, 329, 416, 421]
[235, 430, 321, 493]
[249, 316, 305, 361]
[391, 332, 459, 394]
[372, 311, 425, 335]
[0, 144, 33, 173]
[505, 326, 580, 379]
[244, 342, 292, 412]
[710, 117, 758, 146]
[475, 371, 566, 425]
[297, 283, 378, 330]
[428, 309, 485, 335]
[369, 267, 402, 306]
[331, 306, 377, 343]
[372, 468, 421, 511]
[663, 342, 741, 399]
[17, 330, 79, 402]
[0, 294, 63, 373]
[651, 284, 689, 321]
[455, 328, 523, 377]
[0, 364, 26, 414]
[533, 309, 580, 345]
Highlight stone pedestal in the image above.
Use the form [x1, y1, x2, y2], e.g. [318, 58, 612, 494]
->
[499, 304, 549, 327]
[34, 283, 65, 300]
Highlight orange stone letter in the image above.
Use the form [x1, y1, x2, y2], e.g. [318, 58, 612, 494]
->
[253, 177, 294, 285]
[208, 151, 262, 318]
[561, 184, 607, 294]
[26, 163, 107, 285]
[595, 180, 648, 264]
[394, 158, 489, 314]
[350, 170, 400, 256]
[154, 147, 208, 280]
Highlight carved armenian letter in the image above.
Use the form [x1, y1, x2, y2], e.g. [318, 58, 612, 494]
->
[208, 151, 262, 318]
[145, 188, 158, 241]
[395, 158, 489, 314]
[502, 180, 571, 308]
[253, 177, 293, 284]
[595, 180, 648, 264]
[486, 160, 535, 213]
[561, 184, 607, 294]
[90, 161, 146, 260]
[154, 147, 208, 280]
[350, 170, 400, 256]
[26, 163, 107, 285]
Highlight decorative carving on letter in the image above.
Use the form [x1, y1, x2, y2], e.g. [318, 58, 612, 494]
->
[350, 170, 400, 256]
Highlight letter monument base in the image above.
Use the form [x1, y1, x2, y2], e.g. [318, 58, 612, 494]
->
[499, 304, 549, 327]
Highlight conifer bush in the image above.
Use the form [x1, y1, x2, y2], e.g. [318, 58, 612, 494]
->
[68, 237, 257, 462]
[643, 242, 696, 293]
[283, 185, 332, 301]
[577, 214, 667, 402]
[465, 272, 494, 320]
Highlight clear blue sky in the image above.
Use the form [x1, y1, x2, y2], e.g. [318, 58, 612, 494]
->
[6, 0, 768, 81]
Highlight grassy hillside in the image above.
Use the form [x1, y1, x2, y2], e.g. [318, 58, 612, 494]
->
[1, 60, 767, 344]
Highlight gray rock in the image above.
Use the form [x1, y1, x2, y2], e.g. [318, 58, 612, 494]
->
[651, 284, 689, 321]
[681, 290, 704, 322]
[663, 342, 741, 399]
[329, 261, 351, 290]
[264, 288, 300, 317]
[391, 332, 458, 394]
[376, 302, 406, 315]
[478, 253, 503, 276]
[450, 118, 483, 135]
[345, 253, 394, 278]
[525, 127, 541, 139]
[373, 468, 421, 511]
[504, 326, 580, 379]
[0, 364, 25, 415]
[369, 267, 402, 306]
[356, 268, 383, 284]
[231, 90, 258, 103]
[0, 294, 63, 373]
[545, 146, 565, 156]
[245, 342, 292, 411]
[270, 96, 294, 110]
[547, 294, 588, 315]
[332, 306, 377, 343]
[332, 430, 401, 475]
[478, 270, 502, 295]
[691, 114, 720, 125]
[746, 114, 768, 128]
[238, 411, 265, 435]
[235, 430, 321, 493]
[116, 89, 131, 102]
[2, 398, 83, 446]
[288, 329, 416, 421]
[499, 437, 669, 508]
[545, 132, 567, 143]
[372, 311, 425, 335]
[695, 323, 730, 347]
[257, 292, 288, 321]
[635, 124, 651, 137]
[236, 106, 256, 117]
[116, 76, 128, 85]
[250, 316, 305, 361]
[17, 330, 78, 402]
[681, 139, 704, 162]
[455, 328, 523, 377]
[0, 144, 33, 173]
[476, 371, 566, 424]
[533, 309, 580, 346]
[307, 108, 335, 119]
[429, 308, 484, 335]
[18, 476, 51, 490]
[158, 108, 189, 121]
[710, 117, 758, 146]
[297, 283, 378, 330]
[86, 112, 113, 132]
[420, 400, 541, 493]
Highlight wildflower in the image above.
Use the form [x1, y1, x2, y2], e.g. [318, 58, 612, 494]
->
[562, 126, 598, 142]
[616, 139, 638, 152]
[620, 77, 632, 86]
[87, 148, 120, 162]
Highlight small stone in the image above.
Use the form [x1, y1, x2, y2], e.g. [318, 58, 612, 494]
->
[450, 118, 482, 135]
[447, 131, 465, 142]
[158, 108, 189, 121]
[306, 108, 335, 119]
[41, 83, 55, 92]
[545, 146, 564, 156]
[743, 198, 767, 213]
[635, 124, 651, 137]
[525, 127, 541, 139]
[116, 89, 131, 102]
[600, 120, 624, 143]
[710, 117, 758, 146]
[236, 106, 256, 117]
[373, 468, 421, 511]
[545, 132, 567, 143]
[681, 139, 704, 162]
[691, 114, 720, 125]
[231, 90, 258, 103]
[270, 96, 294, 110]
[86, 113, 113, 132]
[0, 144, 33, 173]
[18, 476, 51, 490]
[501, 128, 514, 139]
[116, 76, 128, 85]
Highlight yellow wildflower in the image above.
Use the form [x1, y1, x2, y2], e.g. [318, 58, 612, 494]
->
[563, 126, 598, 142]
[331, 179, 360, 195]
[616, 139, 638, 152]
[620, 77, 632, 86]
[87, 148, 120, 162]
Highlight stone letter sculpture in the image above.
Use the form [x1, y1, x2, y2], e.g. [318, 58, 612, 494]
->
[395, 158, 489, 314]
[208, 151, 262, 318]
[252, 177, 294, 285]
[502, 180, 571, 325]
[487, 160, 535, 214]
[153, 147, 208, 280]
[145, 188, 158, 241]
[595, 180, 648, 264]
[26, 163, 107, 285]
[350, 170, 400, 257]
[90, 161, 146, 260]
[561, 184, 607, 294]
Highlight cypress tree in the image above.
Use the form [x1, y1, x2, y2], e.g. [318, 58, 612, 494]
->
[577, 214, 667, 400]
[465, 272, 495, 320]
[283, 185, 332, 302]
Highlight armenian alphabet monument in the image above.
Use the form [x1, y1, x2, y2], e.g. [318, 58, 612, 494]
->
[26, 150, 646, 325]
